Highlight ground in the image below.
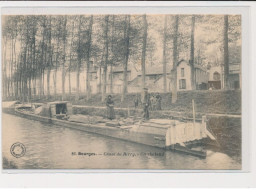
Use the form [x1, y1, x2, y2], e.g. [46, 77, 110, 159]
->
[29, 89, 241, 115]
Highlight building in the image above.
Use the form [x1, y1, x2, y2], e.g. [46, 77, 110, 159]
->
[176, 60, 208, 91]
[208, 66, 224, 90]
[229, 64, 240, 89]
[88, 63, 99, 94]
[103, 65, 138, 94]
[128, 66, 172, 93]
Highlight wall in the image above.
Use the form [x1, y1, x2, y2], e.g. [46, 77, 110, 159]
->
[195, 68, 208, 84]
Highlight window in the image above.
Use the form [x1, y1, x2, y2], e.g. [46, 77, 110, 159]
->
[213, 72, 220, 81]
[181, 68, 185, 77]
[179, 79, 186, 89]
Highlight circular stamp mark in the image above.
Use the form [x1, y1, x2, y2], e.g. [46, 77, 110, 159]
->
[10, 142, 26, 158]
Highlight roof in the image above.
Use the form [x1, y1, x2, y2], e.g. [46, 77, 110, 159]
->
[177, 60, 207, 72]
[137, 66, 172, 76]
[47, 101, 70, 105]
[194, 65, 207, 72]
[112, 66, 131, 73]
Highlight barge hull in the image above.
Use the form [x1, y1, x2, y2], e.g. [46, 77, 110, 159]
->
[3, 107, 207, 158]
[6, 108, 166, 150]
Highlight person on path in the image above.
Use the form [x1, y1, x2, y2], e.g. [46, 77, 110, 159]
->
[142, 88, 150, 120]
[106, 95, 115, 120]
[156, 93, 162, 110]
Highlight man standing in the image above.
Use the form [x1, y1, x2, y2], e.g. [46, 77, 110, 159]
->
[142, 88, 150, 120]
[134, 94, 139, 109]
[156, 93, 162, 110]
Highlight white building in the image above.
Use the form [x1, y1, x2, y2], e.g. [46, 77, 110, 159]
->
[176, 60, 208, 91]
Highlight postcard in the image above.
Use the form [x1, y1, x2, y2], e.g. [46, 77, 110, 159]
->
[1, 5, 247, 171]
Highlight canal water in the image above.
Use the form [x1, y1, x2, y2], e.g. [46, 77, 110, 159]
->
[2, 113, 241, 170]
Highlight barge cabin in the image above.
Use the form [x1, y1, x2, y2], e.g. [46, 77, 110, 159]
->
[35, 101, 72, 120]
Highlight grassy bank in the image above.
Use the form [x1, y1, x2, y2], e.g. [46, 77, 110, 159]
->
[27, 90, 241, 115]
[207, 117, 241, 158]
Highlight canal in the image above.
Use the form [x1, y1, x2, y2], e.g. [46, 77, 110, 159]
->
[2, 113, 241, 170]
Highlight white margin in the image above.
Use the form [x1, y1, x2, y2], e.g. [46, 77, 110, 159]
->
[0, 1, 255, 188]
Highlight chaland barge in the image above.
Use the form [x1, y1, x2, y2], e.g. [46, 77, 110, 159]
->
[2, 101, 218, 158]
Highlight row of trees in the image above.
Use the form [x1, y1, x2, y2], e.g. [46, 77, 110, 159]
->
[2, 14, 241, 103]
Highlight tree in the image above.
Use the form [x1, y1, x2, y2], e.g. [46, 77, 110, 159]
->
[141, 14, 148, 90]
[46, 16, 52, 99]
[121, 15, 131, 102]
[85, 15, 94, 101]
[68, 17, 75, 96]
[162, 15, 168, 93]
[110, 15, 115, 94]
[171, 15, 179, 103]
[223, 15, 229, 89]
[76, 15, 83, 101]
[190, 15, 196, 90]
[102, 15, 109, 102]
[61, 16, 68, 100]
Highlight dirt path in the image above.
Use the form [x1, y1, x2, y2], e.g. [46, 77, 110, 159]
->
[73, 105, 241, 118]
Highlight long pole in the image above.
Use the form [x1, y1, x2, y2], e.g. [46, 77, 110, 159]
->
[192, 99, 196, 136]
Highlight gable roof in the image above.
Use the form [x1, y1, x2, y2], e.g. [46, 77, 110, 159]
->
[137, 66, 172, 76]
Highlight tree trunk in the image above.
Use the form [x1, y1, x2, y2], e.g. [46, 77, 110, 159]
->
[32, 22, 36, 99]
[54, 32, 60, 100]
[76, 65, 80, 100]
[110, 15, 115, 94]
[163, 15, 167, 93]
[190, 15, 196, 90]
[102, 15, 109, 102]
[68, 69, 71, 96]
[99, 66, 102, 94]
[141, 14, 148, 90]
[47, 16, 52, 99]
[121, 15, 131, 102]
[86, 15, 93, 101]
[76, 16, 82, 101]
[47, 68, 51, 98]
[69, 20, 75, 96]
[62, 16, 67, 100]
[3, 38, 7, 99]
[171, 15, 179, 104]
[39, 17, 46, 99]
[224, 15, 229, 89]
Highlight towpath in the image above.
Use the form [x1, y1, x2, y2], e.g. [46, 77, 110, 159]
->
[73, 105, 241, 118]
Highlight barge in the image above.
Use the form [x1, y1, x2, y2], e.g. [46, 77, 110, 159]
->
[2, 101, 217, 158]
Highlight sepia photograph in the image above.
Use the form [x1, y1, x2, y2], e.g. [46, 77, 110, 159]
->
[1, 13, 242, 170]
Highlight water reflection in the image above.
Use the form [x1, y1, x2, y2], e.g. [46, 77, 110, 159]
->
[2, 114, 241, 170]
